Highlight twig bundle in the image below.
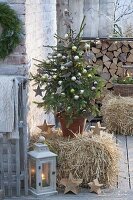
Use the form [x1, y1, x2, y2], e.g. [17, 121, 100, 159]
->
[101, 94, 133, 135]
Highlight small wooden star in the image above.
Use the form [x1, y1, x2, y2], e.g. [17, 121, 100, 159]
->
[88, 179, 103, 195]
[92, 122, 102, 135]
[33, 85, 44, 97]
[60, 173, 83, 194]
[37, 120, 54, 132]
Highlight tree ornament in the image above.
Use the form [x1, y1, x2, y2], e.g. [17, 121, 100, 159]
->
[60, 173, 83, 195]
[0, 3, 22, 59]
[58, 81, 62, 85]
[83, 69, 87, 74]
[45, 59, 50, 64]
[61, 65, 65, 70]
[57, 53, 62, 58]
[37, 120, 54, 132]
[33, 85, 44, 97]
[91, 86, 96, 90]
[94, 81, 98, 85]
[74, 56, 79, 61]
[53, 75, 57, 79]
[72, 46, 77, 51]
[53, 69, 57, 72]
[43, 74, 49, 79]
[61, 93, 65, 96]
[74, 95, 79, 100]
[62, 56, 66, 60]
[70, 88, 75, 93]
[67, 106, 71, 110]
[88, 179, 103, 195]
[71, 76, 76, 81]
[88, 74, 92, 78]
[80, 90, 84, 94]
[64, 33, 69, 39]
[78, 72, 81, 76]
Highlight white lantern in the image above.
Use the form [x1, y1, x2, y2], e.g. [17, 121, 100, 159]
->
[28, 139, 57, 197]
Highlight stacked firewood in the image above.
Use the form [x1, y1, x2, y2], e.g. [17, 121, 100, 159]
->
[90, 40, 133, 89]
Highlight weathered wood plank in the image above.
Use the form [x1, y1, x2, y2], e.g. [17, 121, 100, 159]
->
[22, 83, 28, 195]
[0, 64, 27, 76]
[56, 0, 69, 37]
[127, 136, 133, 189]
[99, 0, 115, 37]
[117, 135, 130, 190]
[69, 0, 84, 34]
[7, 139, 12, 197]
[0, 137, 4, 192]
[16, 139, 20, 196]
[83, 0, 99, 37]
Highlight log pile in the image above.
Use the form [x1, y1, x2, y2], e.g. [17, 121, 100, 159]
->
[90, 40, 133, 89]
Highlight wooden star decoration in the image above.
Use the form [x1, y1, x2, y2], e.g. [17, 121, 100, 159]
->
[37, 120, 54, 132]
[92, 122, 102, 135]
[88, 179, 103, 195]
[60, 173, 83, 194]
[33, 85, 44, 97]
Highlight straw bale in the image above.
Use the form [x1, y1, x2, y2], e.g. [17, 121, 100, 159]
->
[30, 130, 120, 188]
[101, 94, 133, 135]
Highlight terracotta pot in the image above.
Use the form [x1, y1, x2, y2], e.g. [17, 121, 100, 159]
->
[58, 114, 86, 137]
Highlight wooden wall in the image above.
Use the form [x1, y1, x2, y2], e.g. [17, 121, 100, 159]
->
[57, 0, 115, 38]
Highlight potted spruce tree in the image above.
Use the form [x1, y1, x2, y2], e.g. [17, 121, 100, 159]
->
[32, 17, 104, 137]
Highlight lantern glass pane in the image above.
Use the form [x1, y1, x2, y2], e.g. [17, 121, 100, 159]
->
[30, 159, 36, 189]
[42, 163, 50, 187]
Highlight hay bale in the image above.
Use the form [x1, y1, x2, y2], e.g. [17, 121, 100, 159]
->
[46, 132, 120, 187]
[101, 94, 133, 135]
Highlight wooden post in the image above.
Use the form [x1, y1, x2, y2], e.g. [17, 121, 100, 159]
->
[0, 190, 4, 200]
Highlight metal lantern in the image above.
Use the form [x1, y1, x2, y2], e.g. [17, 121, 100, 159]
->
[122, 65, 133, 78]
[28, 137, 57, 197]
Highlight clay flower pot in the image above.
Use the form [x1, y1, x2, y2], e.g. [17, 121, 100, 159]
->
[58, 113, 86, 137]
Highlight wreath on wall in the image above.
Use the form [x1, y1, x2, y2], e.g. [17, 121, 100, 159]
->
[0, 3, 22, 60]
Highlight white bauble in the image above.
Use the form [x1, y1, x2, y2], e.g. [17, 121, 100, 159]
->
[91, 86, 96, 90]
[74, 95, 79, 100]
[61, 93, 65, 96]
[78, 72, 81, 76]
[53, 75, 57, 79]
[72, 46, 77, 51]
[62, 56, 66, 60]
[83, 69, 87, 74]
[57, 53, 62, 58]
[58, 81, 62, 85]
[61, 65, 65, 70]
[45, 59, 50, 64]
[80, 90, 84, 94]
[74, 55, 79, 61]
[94, 81, 98, 85]
[53, 69, 57, 72]
[65, 33, 69, 39]
[43, 74, 49, 79]
[71, 76, 76, 81]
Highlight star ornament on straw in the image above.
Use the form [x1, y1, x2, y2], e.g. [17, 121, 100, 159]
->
[92, 122, 102, 135]
[37, 120, 54, 132]
[88, 179, 103, 195]
[60, 173, 83, 195]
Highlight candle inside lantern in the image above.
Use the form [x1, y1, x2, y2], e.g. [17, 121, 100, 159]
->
[42, 173, 47, 187]
[31, 166, 36, 189]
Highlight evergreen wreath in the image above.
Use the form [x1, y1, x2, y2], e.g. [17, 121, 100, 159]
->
[0, 3, 22, 59]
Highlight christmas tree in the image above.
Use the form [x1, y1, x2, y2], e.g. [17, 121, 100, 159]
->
[32, 15, 104, 125]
